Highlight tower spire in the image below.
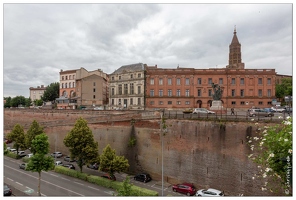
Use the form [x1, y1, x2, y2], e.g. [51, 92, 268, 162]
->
[234, 25, 236, 34]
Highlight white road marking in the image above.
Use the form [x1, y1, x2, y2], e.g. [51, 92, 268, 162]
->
[15, 182, 23, 186]
[6, 177, 14, 181]
[88, 186, 101, 191]
[74, 181, 84, 186]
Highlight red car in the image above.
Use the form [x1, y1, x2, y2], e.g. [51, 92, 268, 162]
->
[172, 183, 196, 196]
[101, 174, 116, 181]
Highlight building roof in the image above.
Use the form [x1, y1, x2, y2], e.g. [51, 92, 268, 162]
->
[111, 63, 145, 74]
[230, 26, 240, 45]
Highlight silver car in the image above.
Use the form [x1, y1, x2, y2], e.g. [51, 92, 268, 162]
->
[196, 188, 224, 196]
[192, 108, 215, 114]
[249, 109, 274, 117]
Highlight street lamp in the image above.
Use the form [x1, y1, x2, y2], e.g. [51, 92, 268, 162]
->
[160, 110, 167, 196]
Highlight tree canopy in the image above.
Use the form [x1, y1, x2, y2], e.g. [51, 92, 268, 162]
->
[41, 82, 60, 102]
[99, 144, 129, 175]
[7, 124, 26, 156]
[26, 133, 55, 196]
[63, 117, 99, 172]
[276, 78, 292, 99]
[25, 120, 45, 153]
[10, 96, 27, 107]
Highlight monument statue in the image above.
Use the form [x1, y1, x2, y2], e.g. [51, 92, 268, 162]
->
[211, 83, 223, 100]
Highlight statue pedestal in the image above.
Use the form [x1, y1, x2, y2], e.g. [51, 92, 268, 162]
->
[210, 100, 224, 111]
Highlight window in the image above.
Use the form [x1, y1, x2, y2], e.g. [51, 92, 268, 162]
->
[150, 90, 154, 97]
[177, 78, 181, 85]
[219, 78, 223, 84]
[73, 82, 75, 88]
[258, 101, 263, 105]
[168, 101, 172, 105]
[119, 99, 121, 105]
[268, 101, 272, 105]
[150, 78, 154, 85]
[62, 83, 64, 88]
[258, 89, 262, 97]
[177, 101, 181, 105]
[138, 98, 141, 105]
[93, 82, 96, 86]
[168, 89, 172, 97]
[73, 75, 75, 79]
[240, 89, 244, 97]
[208, 89, 212, 97]
[159, 101, 163, 105]
[267, 89, 271, 97]
[119, 76, 121, 80]
[185, 78, 190, 85]
[118, 85, 122, 95]
[130, 74, 133, 79]
[124, 84, 128, 95]
[159, 90, 163, 97]
[231, 89, 235, 97]
[240, 78, 244, 85]
[168, 78, 172, 85]
[208, 78, 212, 85]
[185, 89, 190, 97]
[231, 78, 236, 85]
[112, 76, 114, 81]
[138, 73, 141, 78]
[69, 82, 71, 88]
[150, 101, 154, 105]
[130, 98, 133, 105]
[177, 89, 181, 97]
[240, 101, 245, 105]
[93, 88, 96, 92]
[62, 76, 64, 80]
[159, 78, 163, 85]
[231, 101, 236, 105]
[65, 83, 67, 88]
[111, 99, 114, 105]
[267, 78, 271, 85]
[185, 101, 190, 105]
[130, 83, 134, 95]
[198, 78, 202, 85]
[138, 86, 141, 94]
[111, 88, 114, 95]
[69, 75, 71, 79]
[198, 89, 202, 97]
[258, 78, 263, 85]
[93, 95, 96, 99]
[66, 76, 68, 80]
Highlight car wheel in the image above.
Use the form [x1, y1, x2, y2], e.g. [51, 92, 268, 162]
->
[187, 192, 191, 196]
[197, 194, 202, 196]
[173, 189, 177, 192]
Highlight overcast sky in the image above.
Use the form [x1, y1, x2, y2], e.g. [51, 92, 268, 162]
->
[2, 3, 293, 98]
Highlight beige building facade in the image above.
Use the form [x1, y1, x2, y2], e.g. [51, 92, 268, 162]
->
[109, 63, 146, 110]
[29, 85, 46, 101]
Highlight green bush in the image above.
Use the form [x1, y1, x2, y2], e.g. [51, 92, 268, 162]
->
[54, 166, 89, 180]
[5, 152, 18, 159]
[22, 157, 31, 163]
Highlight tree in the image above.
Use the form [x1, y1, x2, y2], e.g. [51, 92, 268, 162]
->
[25, 120, 45, 153]
[10, 96, 26, 107]
[7, 124, 26, 157]
[41, 82, 60, 102]
[3, 142, 8, 155]
[276, 78, 292, 100]
[116, 176, 133, 196]
[247, 117, 292, 195]
[26, 133, 55, 196]
[4, 97, 12, 108]
[63, 117, 99, 172]
[99, 144, 129, 176]
[25, 97, 32, 107]
[34, 99, 43, 106]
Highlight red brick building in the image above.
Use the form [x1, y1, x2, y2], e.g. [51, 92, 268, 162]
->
[145, 28, 277, 110]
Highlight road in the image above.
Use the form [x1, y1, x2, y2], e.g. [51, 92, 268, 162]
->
[4, 155, 184, 197]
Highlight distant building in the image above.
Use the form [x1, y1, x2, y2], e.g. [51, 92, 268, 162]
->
[29, 85, 46, 101]
[109, 63, 146, 110]
[57, 67, 109, 109]
[145, 28, 278, 110]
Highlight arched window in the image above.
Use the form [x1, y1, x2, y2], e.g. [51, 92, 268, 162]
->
[65, 83, 67, 88]
[69, 82, 71, 88]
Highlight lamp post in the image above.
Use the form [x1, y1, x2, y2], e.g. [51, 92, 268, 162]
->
[160, 110, 167, 196]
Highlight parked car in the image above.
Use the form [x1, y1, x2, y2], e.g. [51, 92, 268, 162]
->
[101, 174, 116, 181]
[192, 108, 215, 114]
[172, 183, 196, 196]
[196, 188, 224, 197]
[93, 107, 104, 110]
[134, 173, 152, 183]
[64, 156, 76, 162]
[87, 163, 99, 170]
[19, 163, 27, 170]
[249, 109, 274, 117]
[51, 152, 63, 158]
[183, 108, 193, 114]
[63, 164, 75, 170]
[9, 148, 17, 153]
[283, 107, 292, 114]
[271, 106, 286, 113]
[263, 108, 275, 113]
[5, 139, 12, 144]
[55, 161, 63, 166]
[26, 153, 34, 158]
[4, 184, 12, 196]
[18, 151, 26, 157]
